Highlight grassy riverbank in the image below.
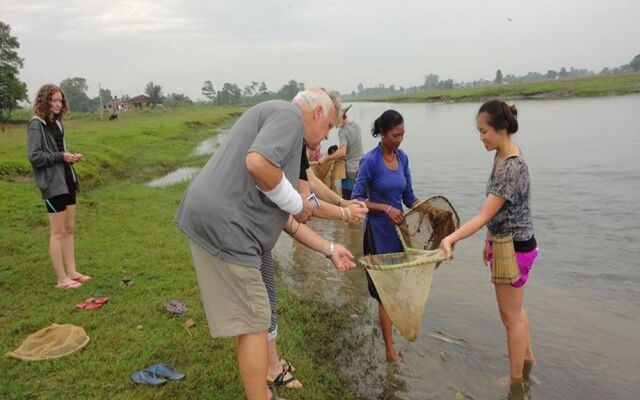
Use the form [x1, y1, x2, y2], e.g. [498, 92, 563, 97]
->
[352, 73, 640, 103]
[0, 106, 365, 400]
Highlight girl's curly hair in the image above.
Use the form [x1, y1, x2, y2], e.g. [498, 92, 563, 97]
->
[33, 84, 69, 122]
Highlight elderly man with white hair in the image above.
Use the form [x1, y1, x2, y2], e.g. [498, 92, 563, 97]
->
[175, 88, 355, 400]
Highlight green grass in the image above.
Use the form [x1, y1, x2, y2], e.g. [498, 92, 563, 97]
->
[0, 106, 243, 185]
[354, 73, 640, 103]
[0, 106, 365, 400]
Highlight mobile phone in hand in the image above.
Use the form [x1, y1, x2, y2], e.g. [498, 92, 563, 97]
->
[307, 193, 320, 208]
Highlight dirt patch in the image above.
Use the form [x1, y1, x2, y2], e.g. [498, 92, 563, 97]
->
[3, 175, 32, 183]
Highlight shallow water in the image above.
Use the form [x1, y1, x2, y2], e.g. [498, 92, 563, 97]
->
[191, 128, 229, 156]
[145, 167, 200, 188]
[273, 95, 640, 400]
[145, 129, 229, 187]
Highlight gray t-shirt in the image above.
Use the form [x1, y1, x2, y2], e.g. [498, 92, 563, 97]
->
[338, 122, 363, 179]
[175, 100, 304, 268]
[486, 156, 534, 241]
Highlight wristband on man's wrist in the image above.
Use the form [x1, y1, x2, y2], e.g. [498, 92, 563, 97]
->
[325, 241, 335, 258]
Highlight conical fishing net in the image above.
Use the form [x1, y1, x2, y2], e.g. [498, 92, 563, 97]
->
[6, 323, 90, 361]
[359, 196, 459, 341]
[310, 160, 346, 186]
[398, 195, 460, 256]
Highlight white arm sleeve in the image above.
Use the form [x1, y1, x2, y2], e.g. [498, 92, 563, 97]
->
[257, 174, 303, 215]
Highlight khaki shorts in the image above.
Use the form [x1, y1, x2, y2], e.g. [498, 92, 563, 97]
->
[189, 241, 270, 338]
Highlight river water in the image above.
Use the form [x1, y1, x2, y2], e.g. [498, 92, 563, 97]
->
[272, 95, 640, 400]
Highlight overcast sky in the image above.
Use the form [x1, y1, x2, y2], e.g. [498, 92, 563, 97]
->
[2, 0, 638, 101]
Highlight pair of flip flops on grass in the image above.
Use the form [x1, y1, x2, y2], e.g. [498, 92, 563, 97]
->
[131, 364, 185, 386]
[75, 297, 109, 310]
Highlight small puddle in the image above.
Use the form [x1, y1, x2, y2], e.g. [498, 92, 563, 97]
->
[191, 129, 229, 156]
[145, 167, 200, 188]
[146, 129, 229, 188]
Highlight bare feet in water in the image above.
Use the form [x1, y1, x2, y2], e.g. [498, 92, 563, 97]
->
[523, 359, 535, 379]
[386, 350, 405, 363]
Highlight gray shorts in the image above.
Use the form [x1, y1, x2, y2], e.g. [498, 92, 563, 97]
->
[189, 241, 271, 338]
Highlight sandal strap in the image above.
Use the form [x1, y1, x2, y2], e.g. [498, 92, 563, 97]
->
[280, 358, 295, 372]
[268, 364, 298, 388]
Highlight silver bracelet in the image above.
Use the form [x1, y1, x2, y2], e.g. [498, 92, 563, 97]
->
[325, 241, 334, 258]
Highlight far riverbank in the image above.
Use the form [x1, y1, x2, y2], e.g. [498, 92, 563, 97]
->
[347, 73, 640, 103]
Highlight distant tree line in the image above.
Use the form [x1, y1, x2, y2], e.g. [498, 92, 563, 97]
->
[53, 77, 308, 112]
[348, 56, 640, 99]
[2, 19, 640, 122]
[200, 79, 305, 105]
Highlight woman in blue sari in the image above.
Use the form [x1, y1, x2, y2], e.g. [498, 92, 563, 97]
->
[352, 109, 420, 362]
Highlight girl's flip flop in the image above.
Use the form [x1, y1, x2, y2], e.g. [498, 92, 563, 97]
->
[164, 300, 188, 315]
[131, 369, 167, 386]
[56, 281, 81, 289]
[72, 274, 92, 283]
[75, 297, 109, 310]
[148, 364, 185, 381]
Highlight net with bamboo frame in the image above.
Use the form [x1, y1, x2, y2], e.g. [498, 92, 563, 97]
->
[309, 160, 346, 186]
[358, 196, 460, 341]
[398, 195, 460, 257]
[6, 324, 90, 361]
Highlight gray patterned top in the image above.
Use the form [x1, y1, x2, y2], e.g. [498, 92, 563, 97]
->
[486, 156, 534, 241]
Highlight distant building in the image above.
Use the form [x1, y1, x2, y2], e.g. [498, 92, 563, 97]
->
[103, 96, 128, 113]
[125, 95, 153, 109]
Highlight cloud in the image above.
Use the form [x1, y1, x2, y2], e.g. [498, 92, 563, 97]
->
[1, 0, 639, 100]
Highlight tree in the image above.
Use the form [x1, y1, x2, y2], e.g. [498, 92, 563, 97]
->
[599, 67, 611, 76]
[88, 87, 113, 113]
[631, 53, 640, 72]
[216, 82, 242, 105]
[438, 79, 454, 89]
[423, 73, 439, 89]
[277, 79, 304, 101]
[164, 92, 190, 107]
[546, 70, 558, 80]
[60, 77, 92, 112]
[144, 81, 164, 105]
[0, 21, 28, 124]
[494, 69, 503, 84]
[559, 67, 568, 78]
[243, 81, 259, 98]
[201, 80, 216, 102]
[258, 81, 269, 95]
[98, 87, 113, 103]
